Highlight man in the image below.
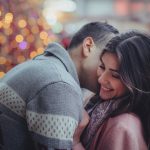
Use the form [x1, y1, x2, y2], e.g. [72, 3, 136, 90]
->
[0, 22, 118, 150]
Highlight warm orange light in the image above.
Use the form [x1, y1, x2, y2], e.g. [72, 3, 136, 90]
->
[31, 26, 39, 34]
[40, 31, 48, 40]
[4, 28, 13, 35]
[21, 28, 30, 36]
[26, 34, 35, 43]
[5, 58, 12, 66]
[35, 41, 43, 49]
[0, 57, 7, 64]
[3, 22, 10, 29]
[17, 55, 25, 63]
[43, 38, 52, 46]
[37, 47, 44, 54]
[0, 34, 7, 44]
[3, 45, 9, 54]
[0, 21, 3, 28]
[18, 19, 27, 28]
[30, 51, 37, 59]
[15, 34, 24, 43]
[10, 40, 18, 48]
[5, 12, 13, 23]
[0, 72, 5, 78]
[28, 18, 36, 26]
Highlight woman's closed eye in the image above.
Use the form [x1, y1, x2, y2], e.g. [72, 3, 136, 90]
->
[112, 72, 120, 79]
[99, 65, 105, 70]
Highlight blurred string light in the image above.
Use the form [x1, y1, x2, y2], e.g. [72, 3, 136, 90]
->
[15, 34, 24, 43]
[40, 31, 48, 40]
[18, 19, 27, 28]
[4, 13, 13, 24]
[0, 0, 58, 77]
[30, 51, 37, 59]
[37, 47, 44, 54]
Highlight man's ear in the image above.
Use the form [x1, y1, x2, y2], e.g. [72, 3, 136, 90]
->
[82, 37, 94, 57]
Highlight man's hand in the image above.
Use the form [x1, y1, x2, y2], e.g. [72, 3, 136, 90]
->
[73, 109, 90, 150]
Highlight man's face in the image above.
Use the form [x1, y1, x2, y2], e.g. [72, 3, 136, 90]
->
[80, 34, 116, 93]
[81, 45, 102, 93]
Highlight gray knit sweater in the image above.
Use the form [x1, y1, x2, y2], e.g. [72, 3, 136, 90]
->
[0, 43, 83, 150]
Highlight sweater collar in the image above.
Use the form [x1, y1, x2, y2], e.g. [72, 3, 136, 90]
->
[44, 42, 80, 85]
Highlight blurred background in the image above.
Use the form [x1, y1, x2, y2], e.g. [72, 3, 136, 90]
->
[0, 0, 150, 78]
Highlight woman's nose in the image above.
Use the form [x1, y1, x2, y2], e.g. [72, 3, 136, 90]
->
[98, 72, 109, 85]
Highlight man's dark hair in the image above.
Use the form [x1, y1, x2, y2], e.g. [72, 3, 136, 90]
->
[68, 22, 119, 50]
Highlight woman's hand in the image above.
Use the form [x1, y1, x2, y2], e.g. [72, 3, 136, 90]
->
[73, 109, 90, 150]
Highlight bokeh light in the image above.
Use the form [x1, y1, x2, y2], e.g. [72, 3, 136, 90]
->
[3, 21, 10, 29]
[10, 40, 18, 49]
[4, 12, 13, 24]
[21, 28, 30, 36]
[26, 34, 35, 43]
[4, 28, 13, 35]
[18, 19, 27, 28]
[37, 47, 44, 54]
[17, 55, 25, 63]
[0, 21, 3, 28]
[0, 72, 5, 78]
[40, 31, 48, 40]
[30, 51, 38, 58]
[0, 1, 58, 74]
[0, 57, 7, 65]
[31, 26, 39, 34]
[18, 41, 27, 50]
[15, 34, 24, 43]
[0, 34, 7, 44]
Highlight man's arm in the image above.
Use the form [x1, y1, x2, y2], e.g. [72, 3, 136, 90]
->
[72, 109, 89, 150]
[26, 81, 83, 150]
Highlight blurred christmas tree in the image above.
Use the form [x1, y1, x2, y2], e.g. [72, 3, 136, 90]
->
[0, 0, 58, 77]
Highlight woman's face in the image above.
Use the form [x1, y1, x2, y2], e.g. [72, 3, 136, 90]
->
[97, 52, 127, 100]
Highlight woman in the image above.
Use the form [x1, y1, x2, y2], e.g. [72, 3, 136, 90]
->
[79, 31, 150, 150]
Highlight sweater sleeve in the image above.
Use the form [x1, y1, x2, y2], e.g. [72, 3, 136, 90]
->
[99, 114, 148, 150]
[26, 81, 83, 150]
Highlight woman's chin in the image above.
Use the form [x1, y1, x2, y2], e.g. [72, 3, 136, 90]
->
[99, 93, 113, 100]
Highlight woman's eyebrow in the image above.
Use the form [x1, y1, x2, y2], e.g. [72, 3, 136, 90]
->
[109, 69, 119, 73]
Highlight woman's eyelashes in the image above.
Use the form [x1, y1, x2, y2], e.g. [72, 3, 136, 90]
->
[112, 72, 120, 79]
[99, 64, 120, 79]
[99, 64, 105, 70]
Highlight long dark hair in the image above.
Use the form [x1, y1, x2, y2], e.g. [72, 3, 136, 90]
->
[101, 31, 150, 144]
